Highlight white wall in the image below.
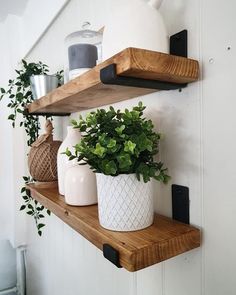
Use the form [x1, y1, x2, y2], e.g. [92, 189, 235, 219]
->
[2, 0, 236, 294]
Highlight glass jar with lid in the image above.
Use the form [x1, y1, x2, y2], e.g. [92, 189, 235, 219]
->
[64, 22, 102, 81]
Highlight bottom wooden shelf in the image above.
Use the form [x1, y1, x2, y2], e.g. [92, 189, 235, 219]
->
[26, 182, 200, 272]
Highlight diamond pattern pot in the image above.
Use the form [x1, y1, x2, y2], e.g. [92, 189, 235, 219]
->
[96, 173, 154, 231]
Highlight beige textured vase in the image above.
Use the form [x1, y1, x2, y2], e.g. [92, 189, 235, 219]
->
[96, 173, 154, 231]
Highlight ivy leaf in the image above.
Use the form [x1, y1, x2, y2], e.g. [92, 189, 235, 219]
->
[8, 114, 15, 121]
[38, 223, 45, 229]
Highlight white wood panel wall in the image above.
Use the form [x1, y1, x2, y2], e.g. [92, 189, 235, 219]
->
[24, 0, 236, 294]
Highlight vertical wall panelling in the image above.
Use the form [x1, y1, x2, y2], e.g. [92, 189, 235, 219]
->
[202, 0, 236, 294]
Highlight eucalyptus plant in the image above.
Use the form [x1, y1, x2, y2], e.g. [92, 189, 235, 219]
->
[66, 102, 170, 183]
[0, 59, 63, 236]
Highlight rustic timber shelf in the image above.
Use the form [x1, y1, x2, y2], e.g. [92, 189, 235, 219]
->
[26, 47, 199, 115]
[26, 182, 200, 272]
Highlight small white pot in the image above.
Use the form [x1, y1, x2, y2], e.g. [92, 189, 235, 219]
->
[65, 162, 97, 206]
[96, 173, 154, 231]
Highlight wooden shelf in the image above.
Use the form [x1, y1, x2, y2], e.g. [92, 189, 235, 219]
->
[26, 182, 200, 272]
[26, 48, 199, 115]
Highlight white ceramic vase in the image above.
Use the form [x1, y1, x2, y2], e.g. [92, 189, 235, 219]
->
[102, 0, 168, 60]
[65, 162, 97, 206]
[57, 126, 81, 195]
[96, 174, 154, 231]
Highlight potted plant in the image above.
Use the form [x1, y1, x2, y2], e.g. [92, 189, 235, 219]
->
[0, 59, 63, 235]
[0, 59, 63, 145]
[67, 102, 170, 232]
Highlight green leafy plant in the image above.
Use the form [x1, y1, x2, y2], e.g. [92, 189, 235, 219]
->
[20, 176, 51, 236]
[66, 102, 170, 183]
[0, 60, 63, 235]
[0, 60, 63, 146]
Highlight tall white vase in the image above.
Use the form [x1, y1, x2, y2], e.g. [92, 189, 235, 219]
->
[57, 126, 81, 195]
[102, 0, 168, 60]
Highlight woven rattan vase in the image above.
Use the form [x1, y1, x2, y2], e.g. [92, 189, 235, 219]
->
[28, 120, 62, 182]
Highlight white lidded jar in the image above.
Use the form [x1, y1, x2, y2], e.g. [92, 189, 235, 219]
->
[102, 0, 168, 60]
[57, 126, 81, 195]
[65, 161, 97, 206]
[64, 22, 102, 81]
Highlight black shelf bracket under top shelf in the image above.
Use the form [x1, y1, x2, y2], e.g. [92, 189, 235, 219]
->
[100, 63, 187, 91]
[100, 30, 188, 91]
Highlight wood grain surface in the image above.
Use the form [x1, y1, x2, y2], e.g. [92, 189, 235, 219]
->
[26, 182, 201, 272]
[26, 48, 199, 115]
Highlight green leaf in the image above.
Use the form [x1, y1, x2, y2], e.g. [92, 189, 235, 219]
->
[117, 153, 132, 169]
[38, 223, 45, 229]
[71, 119, 78, 126]
[20, 205, 26, 211]
[64, 147, 72, 157]
[0, 88, 5, 94]
[124, 140, 136, 154]
[115, 125, 125, 135]
[8, 114, 15, 121]
[107, 139, 116, 149]
[103, 160, 117, 175]
[93, 143, 106, 158]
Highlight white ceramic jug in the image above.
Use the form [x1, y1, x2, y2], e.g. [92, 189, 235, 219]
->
[57, 126, 81, 195]
[102, 0, 168, 60]
[65, 161, 97, 206]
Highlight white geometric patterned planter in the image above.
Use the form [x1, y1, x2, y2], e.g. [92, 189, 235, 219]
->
[96, 173, 154, 231]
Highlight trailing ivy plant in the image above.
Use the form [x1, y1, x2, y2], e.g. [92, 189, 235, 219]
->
[0, 60, 63, 235]
[66, 102, 170, 183]
[20, 176, 51, 236]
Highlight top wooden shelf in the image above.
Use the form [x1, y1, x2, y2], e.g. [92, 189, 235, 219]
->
[26, 182, 200, 272]
[26, 48, 199, 115]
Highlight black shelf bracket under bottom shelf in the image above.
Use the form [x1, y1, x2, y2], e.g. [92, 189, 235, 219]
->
[103, 244, 122, 268]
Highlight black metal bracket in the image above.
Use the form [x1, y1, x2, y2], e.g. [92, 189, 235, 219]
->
[103, 244, 122, 268]
[100, 30, 188, 91]
[170, 30, 188, 58]
[100, 64, 186, 91]
[23, 109, 70, 117]
[172, 184, 190, 224]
